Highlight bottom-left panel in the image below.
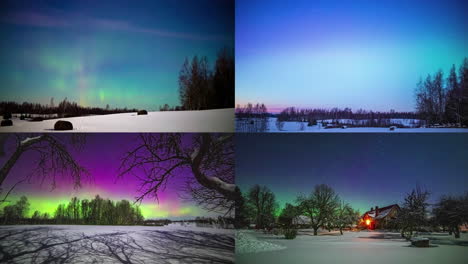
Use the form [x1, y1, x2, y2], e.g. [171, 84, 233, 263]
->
[0, 133, 235, 263]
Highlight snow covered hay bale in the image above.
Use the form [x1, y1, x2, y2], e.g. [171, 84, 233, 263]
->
[389, 126, 396, 131]
[411, 238, 430, 247]
[137, 109, 148, 115]
[1, 119, 13, 126]
[54, 120, 73, 130]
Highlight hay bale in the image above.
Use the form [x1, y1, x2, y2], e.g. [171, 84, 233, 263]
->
[1, 119, 13, 126]
[137, 110, 148, 115]
[411, 238, 430, 247]
[54, 120, 73, 131]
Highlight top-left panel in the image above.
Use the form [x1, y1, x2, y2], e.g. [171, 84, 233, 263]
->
[0, 0, 234, 132]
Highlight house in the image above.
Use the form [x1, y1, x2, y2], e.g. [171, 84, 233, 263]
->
[360, 204, 400, 230]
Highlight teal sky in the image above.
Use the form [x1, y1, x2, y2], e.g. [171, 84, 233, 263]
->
[236, 0, 468, 112]
[0, 0, 233, 110]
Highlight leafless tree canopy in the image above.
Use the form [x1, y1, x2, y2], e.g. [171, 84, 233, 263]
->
[0, 134, 88, 202]
[119, 133, 237, 215]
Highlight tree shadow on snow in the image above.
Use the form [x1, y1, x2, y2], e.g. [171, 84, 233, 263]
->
[0, 228, 234, 264]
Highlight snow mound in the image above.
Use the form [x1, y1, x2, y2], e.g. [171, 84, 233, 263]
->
[236, 230, 286, 254]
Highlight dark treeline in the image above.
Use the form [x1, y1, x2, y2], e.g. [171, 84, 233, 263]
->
[0, 98, 138, 119]
[416, 58, 468, 126]
[179, 48, 234, 110]
[275, 107, 419, 128]
[1, 195, 144, 225]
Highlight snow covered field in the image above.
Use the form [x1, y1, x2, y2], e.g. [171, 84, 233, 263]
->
[236, 230, 468, 264]
[236, 117, 468, 132]
[0, 108, 234, 132]
[0, 224, 234, 263]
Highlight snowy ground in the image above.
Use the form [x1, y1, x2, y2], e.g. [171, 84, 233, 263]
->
[0, 224, 234, 263]
[236, 117, 468, 132]
[236, 229, 468, 264]
[0, 109, 234, 132]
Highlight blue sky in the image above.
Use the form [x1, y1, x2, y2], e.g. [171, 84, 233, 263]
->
[236, 0, 468, 112]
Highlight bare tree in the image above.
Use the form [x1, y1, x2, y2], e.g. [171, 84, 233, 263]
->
[119, 133, 238, 215]
[0, 134, 87, 202]
[398, 186, 430, 240]
[245, 185, 278, 229]
[297, 184, 339, 235]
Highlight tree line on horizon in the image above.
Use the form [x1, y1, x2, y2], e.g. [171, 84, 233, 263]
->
[0, 98, 138, 119]
[1, 195, 144, 225]
[235, 184, 468, 240]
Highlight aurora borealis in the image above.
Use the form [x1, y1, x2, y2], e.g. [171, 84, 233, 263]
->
[236, 134, 468, 214]
[0, 0, 234, 110]
[0, 134, 215, 219]
[236, 0, 468, 112]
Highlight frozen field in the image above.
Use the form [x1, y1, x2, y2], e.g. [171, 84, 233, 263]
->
[0, 108, 234, 132]
[236, 117, 468, 132]
[236, 230, 468, 264]
[0, 224, 234, 263]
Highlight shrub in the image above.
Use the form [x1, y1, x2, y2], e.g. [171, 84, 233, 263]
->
[283, 228, 297, 239]
[3, 112, 12, 120]
[137, 110, 148, 115]
[1, 119, 13, 126]
[20, 115, 25, 120]
[54, 120, 73, 131]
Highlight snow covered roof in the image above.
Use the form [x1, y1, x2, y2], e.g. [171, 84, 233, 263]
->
[292, 215, 311, 225]
[363, 204, 400, 220]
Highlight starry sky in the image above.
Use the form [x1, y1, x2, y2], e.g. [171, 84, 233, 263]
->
[236, 134, 468, 214]
[0, 134, 220, 219]
[0, 0, 233, 110]
[236, 0, 468, 112]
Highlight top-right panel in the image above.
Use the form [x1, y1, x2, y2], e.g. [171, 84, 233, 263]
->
[235, 0, 468, 133]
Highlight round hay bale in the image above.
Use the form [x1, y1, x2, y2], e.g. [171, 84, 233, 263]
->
[137, 110, 148, 115]
[31, 117, 44, 122]
[54, 120, 73, 131]
[1, 119, 13, 126]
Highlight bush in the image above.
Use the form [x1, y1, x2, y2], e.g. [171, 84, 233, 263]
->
[3, 112, 12, 120]
[54, 120, 73, 131]
[283, 228, 297, 239]
[1, 119, 13, 126]
[20, 115, 25, 120]
[137, 110, 148, 115]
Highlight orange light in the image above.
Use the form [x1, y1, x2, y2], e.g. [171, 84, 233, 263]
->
[365, 219, 371, 226]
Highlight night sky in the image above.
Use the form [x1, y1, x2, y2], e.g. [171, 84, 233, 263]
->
[236, 134, 468, 214]
[0, 134, 218, 219]
[236, 0, 468, 112]
[0, 0, 234, 110]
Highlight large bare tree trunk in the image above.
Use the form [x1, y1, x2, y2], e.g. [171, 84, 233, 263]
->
[0, 136, 44, 186]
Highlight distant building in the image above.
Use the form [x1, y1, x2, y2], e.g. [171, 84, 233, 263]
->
[360, 204, 400, 230]
[292, 215, 311, 226]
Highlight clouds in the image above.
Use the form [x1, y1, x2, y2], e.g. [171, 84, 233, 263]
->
[2, 10, 230, 41]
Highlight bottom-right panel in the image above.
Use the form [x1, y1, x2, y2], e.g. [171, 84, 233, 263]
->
[235, 133, 468, 264]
